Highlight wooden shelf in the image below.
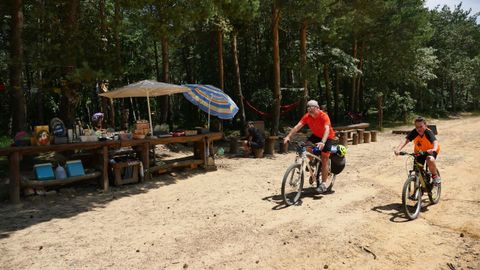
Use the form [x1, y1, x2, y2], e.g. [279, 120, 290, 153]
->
[22, 171, 101, 188]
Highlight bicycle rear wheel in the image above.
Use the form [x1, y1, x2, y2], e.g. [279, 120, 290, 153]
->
[402, 174, 422, 220]
[314, 160, 336, 192]
[281, 163, 304, 206]
[428, 170, 441, 204]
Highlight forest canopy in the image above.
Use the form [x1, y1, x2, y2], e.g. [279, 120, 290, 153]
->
[1, 0, 479, 136]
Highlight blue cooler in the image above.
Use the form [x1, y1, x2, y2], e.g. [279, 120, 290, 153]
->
[33, 163, 55, 180]
[66, 160, 85, 177]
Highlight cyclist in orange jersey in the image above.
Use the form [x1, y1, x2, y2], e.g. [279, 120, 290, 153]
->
[395, 116, 441, 185]
[283, 100, 336, 193]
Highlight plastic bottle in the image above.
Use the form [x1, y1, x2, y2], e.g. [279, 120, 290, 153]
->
[55, 165, 67, 179]
[313, 147, 321, 155]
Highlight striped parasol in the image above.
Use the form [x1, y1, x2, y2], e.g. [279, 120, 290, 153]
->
[183, 84, 238, 128]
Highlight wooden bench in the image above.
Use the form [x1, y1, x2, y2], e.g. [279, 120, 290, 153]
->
[148, 157, 204, 175]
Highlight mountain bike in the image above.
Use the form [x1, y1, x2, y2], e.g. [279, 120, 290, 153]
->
[281, 141, 345, 206]
[398, 151, 441, 220]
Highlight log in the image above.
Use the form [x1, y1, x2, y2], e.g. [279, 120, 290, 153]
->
[392, 130, 409, 134]
[334, 123, 370, 131]
[352, 133, 359, 145]
[264, 136, 278, 155]
[278, 140, 289, 154]
[371, 131, 377, 142]
[363, 131, 371, 143]
[357, 129, 364, 144]
[253, 148, 264, 158]
[339, 132, 348, 146]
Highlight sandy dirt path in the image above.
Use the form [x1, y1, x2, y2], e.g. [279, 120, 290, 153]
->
[1, 115, 479, 269]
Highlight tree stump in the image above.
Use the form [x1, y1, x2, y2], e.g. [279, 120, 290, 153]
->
[363, 131, 371, 143]
[278, 140, 289, 154]
[229, 137, 239, 154]
[357, 129, 364, 144]
[339, 132, 348, 146]
[371, 131, 377, 142]
[253, 148, 264, 158]
[352, 133, 359, 145]
[264, 136, 278, 155]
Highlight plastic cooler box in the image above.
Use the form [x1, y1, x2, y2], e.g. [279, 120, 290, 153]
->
[66, 160, 85, 177]
[33, 163, 55, 180]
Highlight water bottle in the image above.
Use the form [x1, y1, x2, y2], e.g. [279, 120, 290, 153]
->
[313, 146, 321, 155]
[55, 165, 67, 179]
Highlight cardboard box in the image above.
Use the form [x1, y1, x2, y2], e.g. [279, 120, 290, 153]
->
[66, 160, 85, 177]
[33, 163, 55, 180]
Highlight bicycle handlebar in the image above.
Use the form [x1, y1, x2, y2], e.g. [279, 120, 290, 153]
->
[398, 151, 427, 156]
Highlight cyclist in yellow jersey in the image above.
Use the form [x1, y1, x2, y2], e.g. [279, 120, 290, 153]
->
[394, 117, 441, 185]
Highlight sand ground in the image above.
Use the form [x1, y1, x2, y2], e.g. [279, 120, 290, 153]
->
[1, 115, 479, 270]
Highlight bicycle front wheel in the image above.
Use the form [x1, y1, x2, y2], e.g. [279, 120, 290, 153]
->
[281, 163, 304, 206]
[402, 175, 422, 220]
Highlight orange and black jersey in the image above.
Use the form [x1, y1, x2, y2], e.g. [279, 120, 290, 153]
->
[406, 129, 441, 154]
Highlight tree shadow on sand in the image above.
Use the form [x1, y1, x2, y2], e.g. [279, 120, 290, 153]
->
[371, 199, 432, 223]
[0, 168, 209, 239]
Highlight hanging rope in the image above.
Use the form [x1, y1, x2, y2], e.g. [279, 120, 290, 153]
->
[243, 97, 300, 119]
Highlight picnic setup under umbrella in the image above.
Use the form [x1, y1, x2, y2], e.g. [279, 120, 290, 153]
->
[98, 80, 189, 134]
[183, 84, 239, 129]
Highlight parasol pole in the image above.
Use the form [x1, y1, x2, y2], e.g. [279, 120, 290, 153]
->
[147, 91, 153, 136]
[207, 94, 211, 130]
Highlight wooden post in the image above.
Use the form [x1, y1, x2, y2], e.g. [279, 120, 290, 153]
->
[9, 151, 21, 204]
[229, 137, 239, 154]
[264, 136, 278, 155]
[102, 146, 109, 191]
[339, 132, 348, 146]
[371, 131, 377, 142]
[357, 129, 364, 144]
[142, 142, 150, 180]
[352, 133, 359, 145]
[363, 131, 371, 143]
[278, 140, 289, 153]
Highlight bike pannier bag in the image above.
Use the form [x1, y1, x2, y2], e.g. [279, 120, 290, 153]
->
[330, 154, 346, 174]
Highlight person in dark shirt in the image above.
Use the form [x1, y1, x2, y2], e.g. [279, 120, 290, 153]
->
[242, 121, 265, 157]
[395, 116, 441, 184]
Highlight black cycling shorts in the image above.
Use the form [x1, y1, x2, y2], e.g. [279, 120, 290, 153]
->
[307, 134, 333, 152]
[249, 141, 264, 149]
[416, 151, 438, 165]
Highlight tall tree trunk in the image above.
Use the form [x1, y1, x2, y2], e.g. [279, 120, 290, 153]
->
[323, 64, 332, 113]
[334, 68, 340, 122]
[350, 37, 357, 112]
[271, 1, 281, 136]
[160, 36, 170, 123]
[9, 0, 27, 134]
[113, 0, 122, 78]
[217, 30, 224, 90]
[299, 20, 308, 117]
[61, 0, 80, 127]
[377, 94, 383, 130]
[356, 39, 365, 111]
[450, 80, 455, 112]
[231, 30, 246, 127]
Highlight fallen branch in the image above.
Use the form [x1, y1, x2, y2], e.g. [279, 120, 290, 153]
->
[361, 246, 377, 260]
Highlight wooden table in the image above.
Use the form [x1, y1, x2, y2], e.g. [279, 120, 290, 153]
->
[0, 132, 223, 204]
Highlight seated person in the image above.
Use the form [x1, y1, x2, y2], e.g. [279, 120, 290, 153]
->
[242, 121, 265, 157]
